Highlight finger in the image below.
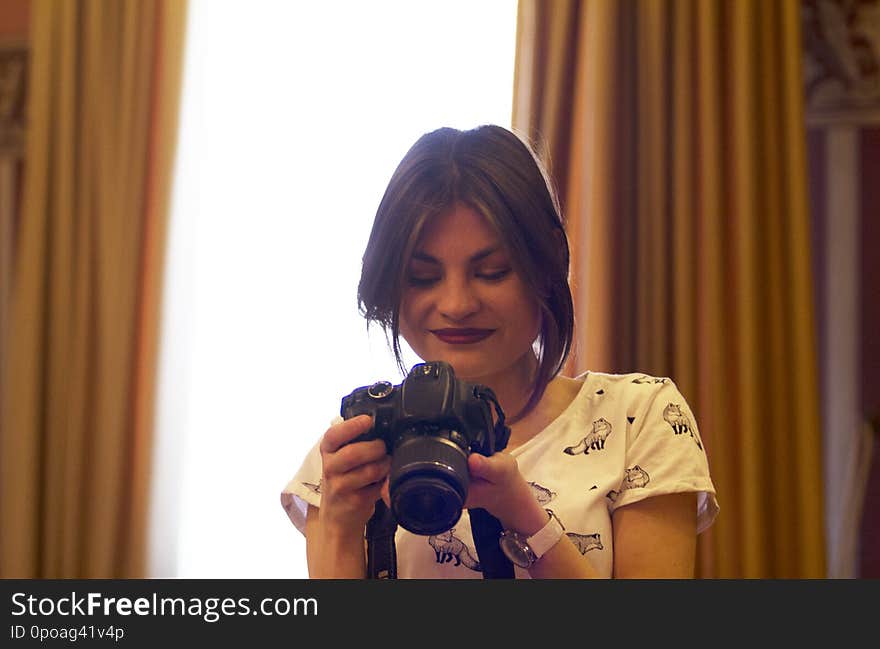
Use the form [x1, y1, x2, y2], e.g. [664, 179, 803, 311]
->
[323, 480, 385, 521]
[354, 480, 385, 503]
[326, 456, 391, 492]
[467, 452, 513, 484]
[324, 445, 390, 479]
[320, 415, 374, 454]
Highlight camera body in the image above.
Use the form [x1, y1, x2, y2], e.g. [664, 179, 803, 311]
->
[340, 361, 510, 535]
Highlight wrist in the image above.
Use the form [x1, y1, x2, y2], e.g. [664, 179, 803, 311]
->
[318, 513, 368, 545]
[497, 497, 550, 537]
[499, 508, 566, 570]
[308, 512, 368, 579]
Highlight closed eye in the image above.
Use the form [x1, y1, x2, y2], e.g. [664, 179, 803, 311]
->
[406, 275, 440, 287]
[476, 268, 511, 282]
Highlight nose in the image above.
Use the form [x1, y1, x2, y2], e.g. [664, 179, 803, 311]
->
[437, 276, 480, 321]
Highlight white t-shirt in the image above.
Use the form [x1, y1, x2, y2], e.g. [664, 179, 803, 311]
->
[281, 371, 720, 578]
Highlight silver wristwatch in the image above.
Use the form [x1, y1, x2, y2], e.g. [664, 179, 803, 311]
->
[499, 510, 565, 569]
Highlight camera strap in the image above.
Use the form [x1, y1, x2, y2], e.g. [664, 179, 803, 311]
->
[365, 499, 398, 579]
[364, 501, 514, 579]
[469, 507, 515, 578]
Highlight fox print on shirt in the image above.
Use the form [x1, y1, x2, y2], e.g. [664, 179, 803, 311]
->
[607, 465, 651, 503]
[564, 418, 613, 455]
[662, 403, 703, 450]
[632, 375, 667, 384]
[301, 480, 322, 494]
[566, 532, 603, 554]
[427, 529, 482, 572]
[529, 481, 557, 504]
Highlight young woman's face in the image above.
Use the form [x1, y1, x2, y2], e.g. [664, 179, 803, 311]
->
[398, 203, 541, 386]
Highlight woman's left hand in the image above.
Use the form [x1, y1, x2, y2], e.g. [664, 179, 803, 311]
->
[463, 452, 549, 535]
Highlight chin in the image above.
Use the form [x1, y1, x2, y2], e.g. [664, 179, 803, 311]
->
[413, 351, 482, 380]
[441, 358, 498, 383]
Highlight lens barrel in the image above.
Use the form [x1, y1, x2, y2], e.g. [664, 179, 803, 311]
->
[388, 433, 470, 535]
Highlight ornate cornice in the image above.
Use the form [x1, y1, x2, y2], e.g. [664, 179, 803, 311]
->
[803, 0, 880, 125]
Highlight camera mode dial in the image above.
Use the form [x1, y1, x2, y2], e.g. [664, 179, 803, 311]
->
[367, 381, 394, 399]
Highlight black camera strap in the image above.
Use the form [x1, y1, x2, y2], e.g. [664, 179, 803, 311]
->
[469, 507, 515, 578]
[364, 501, 514, 579]
[365, 499, 398, 579]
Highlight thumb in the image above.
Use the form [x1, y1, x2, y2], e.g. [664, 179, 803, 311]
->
[468, 452, 507, 484]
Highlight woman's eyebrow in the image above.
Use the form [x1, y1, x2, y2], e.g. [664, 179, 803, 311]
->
[470, 246, 503, 262]
[410, 246, 502, 265]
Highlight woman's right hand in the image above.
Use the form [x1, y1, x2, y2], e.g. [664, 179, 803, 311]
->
[317, 414, 391, 537]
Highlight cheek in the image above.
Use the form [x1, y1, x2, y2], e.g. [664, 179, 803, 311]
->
[398, 292, 423, 336]
[507, 290, 542, 341]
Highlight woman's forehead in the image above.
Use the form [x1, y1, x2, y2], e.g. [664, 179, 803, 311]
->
[411, 203, 504, 256]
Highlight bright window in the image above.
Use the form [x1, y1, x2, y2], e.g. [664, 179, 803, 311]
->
[151, 0, 518, 577]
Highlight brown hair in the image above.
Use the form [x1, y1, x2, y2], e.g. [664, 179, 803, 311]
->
[357, 125, 574, 422]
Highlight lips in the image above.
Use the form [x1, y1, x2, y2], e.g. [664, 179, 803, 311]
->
[430, 328, 495, 344]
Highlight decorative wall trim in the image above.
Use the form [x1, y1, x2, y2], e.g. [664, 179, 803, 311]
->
[803, 0, 880, 126]
[0, 38, 27, 159]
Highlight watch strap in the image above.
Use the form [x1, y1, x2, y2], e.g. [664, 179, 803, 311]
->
[526, 510, 565, 560]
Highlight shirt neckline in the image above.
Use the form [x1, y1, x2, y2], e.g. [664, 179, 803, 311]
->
[508, 371, 594, 457]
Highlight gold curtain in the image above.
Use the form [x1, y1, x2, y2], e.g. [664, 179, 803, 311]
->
[0, 0, 187, 578]
[513, 0, 826, 578]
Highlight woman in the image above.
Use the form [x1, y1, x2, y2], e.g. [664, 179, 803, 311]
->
[281, 125, 718, 578]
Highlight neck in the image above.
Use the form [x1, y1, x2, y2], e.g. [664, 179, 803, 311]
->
[504, 374, 582, 451]
[471, 352, 538, 425]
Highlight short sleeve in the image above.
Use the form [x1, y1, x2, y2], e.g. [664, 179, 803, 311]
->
[279, 416, 343, 535]
[609, 379, 719, 534]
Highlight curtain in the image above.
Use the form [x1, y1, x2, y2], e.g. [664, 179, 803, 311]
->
[513, 0, 826, 578]
[0, 0, 187, 578]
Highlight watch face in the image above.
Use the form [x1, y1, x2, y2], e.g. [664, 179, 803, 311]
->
[499, 532, 534, 569]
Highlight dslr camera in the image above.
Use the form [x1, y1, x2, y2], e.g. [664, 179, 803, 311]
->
[340, 361, 510, 536]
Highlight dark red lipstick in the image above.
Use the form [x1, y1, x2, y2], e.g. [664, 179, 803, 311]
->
[430, 328, 495, 344]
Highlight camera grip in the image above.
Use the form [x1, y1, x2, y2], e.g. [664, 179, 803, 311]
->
[340, 407, 394, 454]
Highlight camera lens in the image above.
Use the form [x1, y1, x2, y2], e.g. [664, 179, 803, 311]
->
[393, 477, 461, 532]
[388, 433, 469, 536]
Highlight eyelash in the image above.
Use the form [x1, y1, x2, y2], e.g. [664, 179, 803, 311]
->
[406, 268, 511, 287]
[407, 276, 439, 287]
[477, 269, 511, 282]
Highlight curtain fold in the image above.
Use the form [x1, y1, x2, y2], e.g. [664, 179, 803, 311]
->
[513, 0, 826, 578]
[0, 0, 187, 578]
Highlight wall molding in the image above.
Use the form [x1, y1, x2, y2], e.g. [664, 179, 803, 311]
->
[803, 0, 880, 127]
